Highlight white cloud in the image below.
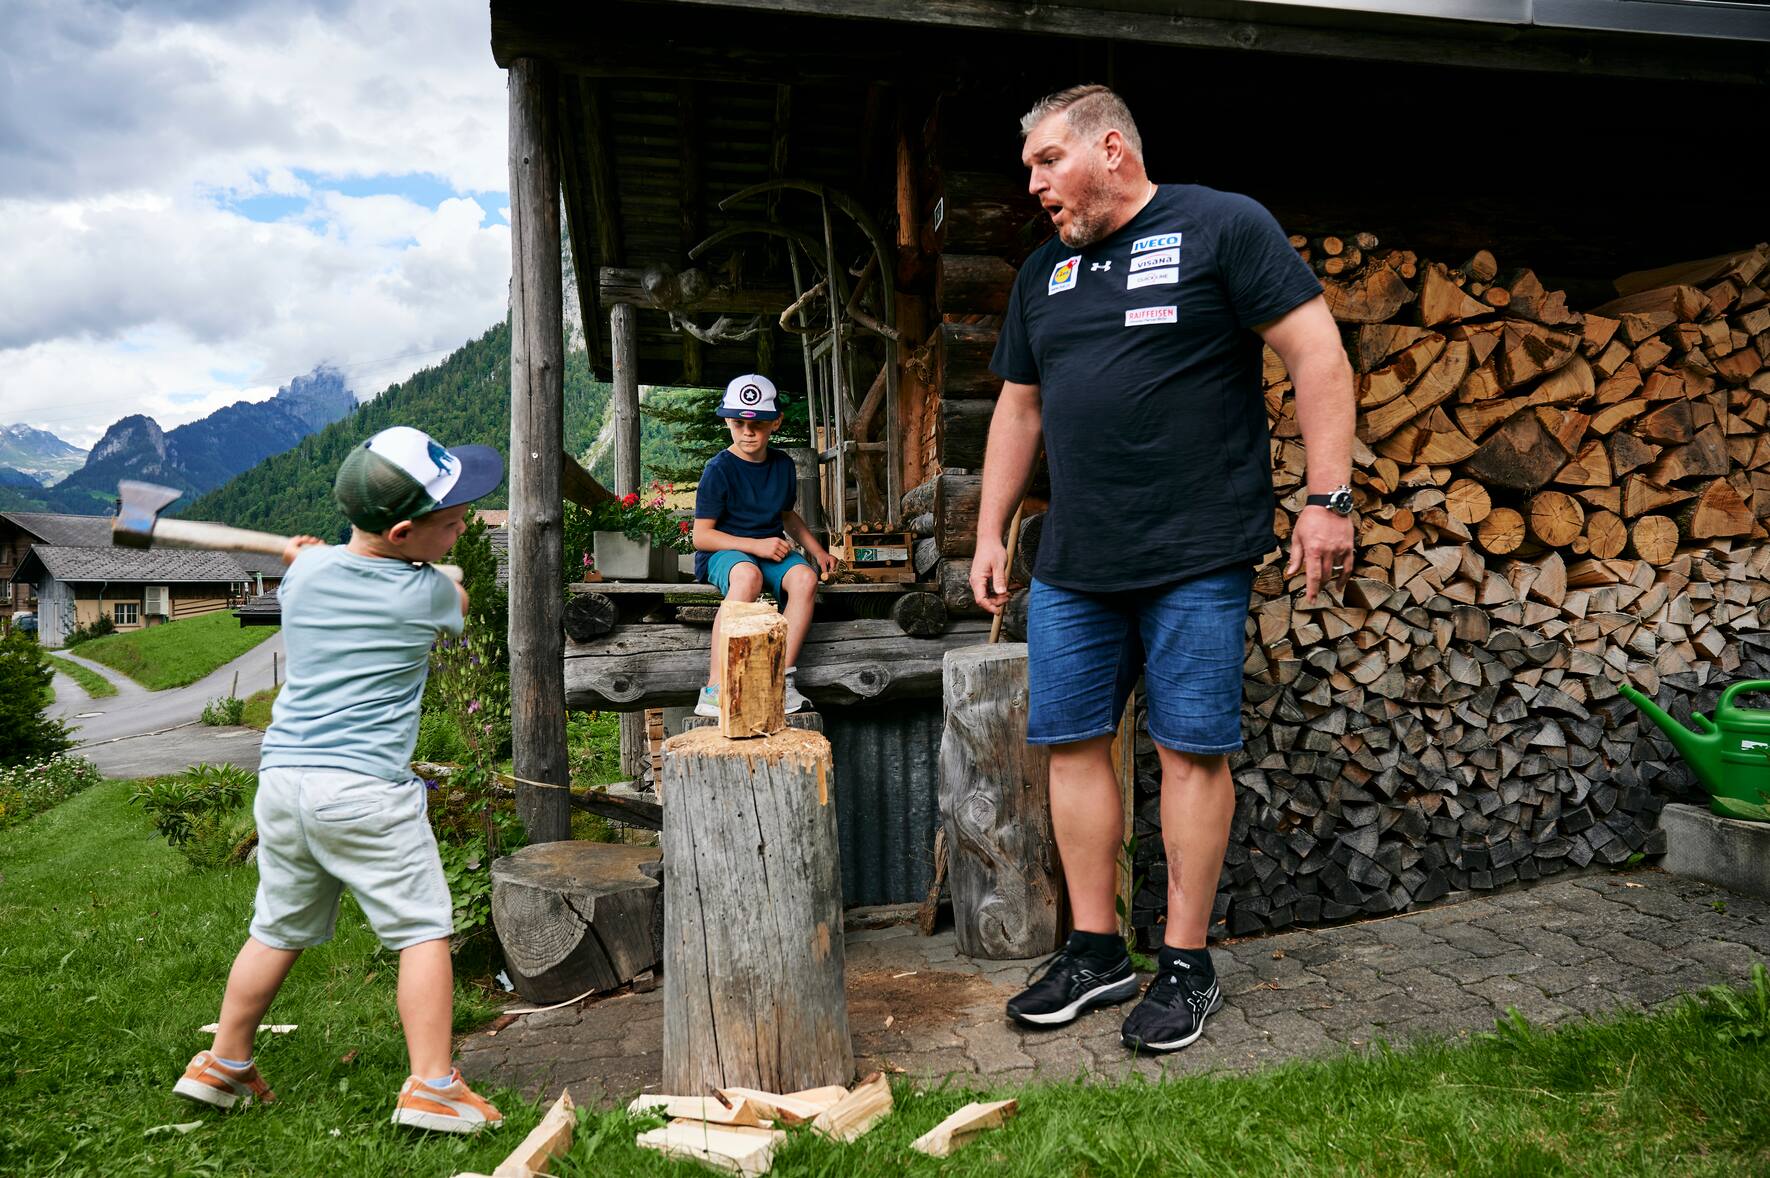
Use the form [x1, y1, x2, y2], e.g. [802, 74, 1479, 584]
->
[0, 0, 513, 450]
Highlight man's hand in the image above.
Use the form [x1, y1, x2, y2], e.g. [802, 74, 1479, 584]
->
[750, 536, 792, 561]
[1286, 506, 1354, 603]
[969, 538, 1012, 615]
[808, 544, 838, 577]
[281, 535, 324, 565]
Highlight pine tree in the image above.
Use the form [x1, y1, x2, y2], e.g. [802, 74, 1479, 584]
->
[0, 630, 72, 767]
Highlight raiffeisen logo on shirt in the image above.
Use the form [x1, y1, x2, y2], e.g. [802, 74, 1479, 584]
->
[1130, 232, 1182, 254]
[1047, 254, 1083, 295]
[1125, 306, 1178, 326]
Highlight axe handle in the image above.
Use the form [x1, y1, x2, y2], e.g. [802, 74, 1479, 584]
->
[142, 519, 463, 583]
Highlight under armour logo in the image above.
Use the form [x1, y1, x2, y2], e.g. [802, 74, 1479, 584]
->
[1091, 261, 1113, 272]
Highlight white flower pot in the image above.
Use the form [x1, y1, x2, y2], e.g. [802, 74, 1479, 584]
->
[592, 531, 679, 582]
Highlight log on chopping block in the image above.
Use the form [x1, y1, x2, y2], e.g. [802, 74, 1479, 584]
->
[718, 601, 788, 738]
[489, 843, 661, 1002]
[939, 643, 1062, 959]
[661, 726, 853, 1095]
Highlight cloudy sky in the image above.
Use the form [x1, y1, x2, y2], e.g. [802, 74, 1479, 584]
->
[0, 0, 512, 449]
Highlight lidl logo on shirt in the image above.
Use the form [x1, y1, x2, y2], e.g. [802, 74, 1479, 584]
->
[1048, 255, 1083, 295]
[1130, 247, 1179, 273]
[1125, 306, 1178, 326]
[1131, 232, 1182, 254]
[1127, 267, 1179, 290]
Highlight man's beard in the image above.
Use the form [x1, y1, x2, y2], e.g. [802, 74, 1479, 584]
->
[1055, 164, 1117, 248]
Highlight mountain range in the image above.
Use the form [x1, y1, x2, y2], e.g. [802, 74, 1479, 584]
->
[0, 367, 357, 515]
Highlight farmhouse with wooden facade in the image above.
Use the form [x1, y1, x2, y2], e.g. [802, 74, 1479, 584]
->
[489, 0, 1770, 945]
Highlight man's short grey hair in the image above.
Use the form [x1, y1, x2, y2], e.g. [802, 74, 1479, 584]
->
[1019, 85, 1144, 162]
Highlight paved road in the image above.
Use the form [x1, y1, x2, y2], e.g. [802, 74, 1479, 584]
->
[44, 633, 281, 777]
[47, 632, 284, 745]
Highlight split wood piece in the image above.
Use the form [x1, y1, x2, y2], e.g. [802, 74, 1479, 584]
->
[636, 1123, 785, 1177]
[1681, 479, 1755, 539]
[1372, 409, 1476, 465]
[1354, 323, 1432, 373]
[1359, 340, 1471, 442]
[1496, 321, 1581, 390]
[661, 727, 853, 1095]
[493, 1088, 575, 1178]
[628, 1093, 772, 1128]
[1357, 334, 1445, 407]
[917, 826, 948, 936]
[1609, 431, 1660, 477]
[1463, 409, 1571, 491]
[810, 1072, 894, 1143]
[718, 601, 787, 738]
[1592, 284, 1708, 323]
[939, 644, 1062, 960]
[910, 1099, 1019, 1157]
[717, 1087, 842, 1124]
[1323, 264, 1414, 323]
[1621, 476, 1696, 519]
[1419, 264, 1491, 326]
[489, 843, 660, 1003]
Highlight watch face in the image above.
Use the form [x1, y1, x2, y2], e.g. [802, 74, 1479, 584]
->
[1328, 488, 1354, 516]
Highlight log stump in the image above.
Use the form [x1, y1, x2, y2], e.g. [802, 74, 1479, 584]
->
[891, 591, 948, 637]
[490, 842, 661, 1003]
[661, 726, 853, 1094]
[939, 643, 1062, 960]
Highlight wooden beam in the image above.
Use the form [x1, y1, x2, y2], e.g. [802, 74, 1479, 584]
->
[562, 450, 615, 508]
[599, 267, 793, 315]
[507, 56, 571, 844]
[611, 302, 641, 497]
[677, 81, 704, 387]
[579, 79, 624, 267]
[565, 618, 991, 711]
[555, 77, 603, 371]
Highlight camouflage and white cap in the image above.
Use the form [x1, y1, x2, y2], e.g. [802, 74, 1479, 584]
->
[333, 426, 504, 533]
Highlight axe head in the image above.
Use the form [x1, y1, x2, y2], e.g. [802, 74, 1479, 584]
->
[113, 480, 184, 548]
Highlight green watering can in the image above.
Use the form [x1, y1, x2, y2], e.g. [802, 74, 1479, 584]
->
[1619, 679, 1770, 822]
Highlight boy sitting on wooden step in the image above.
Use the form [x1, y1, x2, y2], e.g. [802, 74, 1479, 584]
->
[173, 426, 506, 1135]
[692, 373, 835, 717]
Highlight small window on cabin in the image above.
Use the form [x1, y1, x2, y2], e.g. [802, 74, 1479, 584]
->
[114, 601, 139, 625]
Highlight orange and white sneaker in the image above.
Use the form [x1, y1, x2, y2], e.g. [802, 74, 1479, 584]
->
[173, 1051, 275, 1110]
[390, 1070, 503, 1134]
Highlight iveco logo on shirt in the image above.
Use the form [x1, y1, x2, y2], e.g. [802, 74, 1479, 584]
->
[1130, 248, 1179, 273]
[1130, 232, 1182, 254]
[1125, 306, 1178, 326]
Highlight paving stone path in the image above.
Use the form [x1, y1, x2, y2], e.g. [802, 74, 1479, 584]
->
[460, 869, 1770, 1106]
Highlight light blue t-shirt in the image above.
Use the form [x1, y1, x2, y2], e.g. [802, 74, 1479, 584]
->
[258, 546, 464, 782]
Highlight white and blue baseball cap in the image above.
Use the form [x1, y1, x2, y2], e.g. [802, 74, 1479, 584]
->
[333, 426, 504, 532]
[715, 373, 781, 421]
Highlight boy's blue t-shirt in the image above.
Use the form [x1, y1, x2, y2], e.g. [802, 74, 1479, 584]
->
[694, 447, 796, 581]
[258, 545, 464, 782]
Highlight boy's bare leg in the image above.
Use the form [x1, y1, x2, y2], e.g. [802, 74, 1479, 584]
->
[397, 938, 455, 1078]
[212, 937, 301, 1061]
[706, 563, 764, 688]
[780, 565, 818, 668]
[1048, 735, 1122, 935]
[1157, 748, 1234, 948]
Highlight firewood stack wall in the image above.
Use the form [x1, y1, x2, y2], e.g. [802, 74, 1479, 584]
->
[904, 175, 1770, 941]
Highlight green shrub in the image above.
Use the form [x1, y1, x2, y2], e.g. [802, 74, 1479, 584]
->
[131, 762, 254, 851]
[200, 696, 246, 726]
[63, 615, 116, 647]
[0, 755, 102, 830]
[0, 629, 70, 768]
[181, 806, 259, 871]
[413, 708, 469, 763]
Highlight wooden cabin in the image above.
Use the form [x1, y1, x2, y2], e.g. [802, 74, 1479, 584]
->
[490, 1, 1770, 931]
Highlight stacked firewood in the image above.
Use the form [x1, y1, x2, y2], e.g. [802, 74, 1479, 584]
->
[1130, 239, 1770, 941]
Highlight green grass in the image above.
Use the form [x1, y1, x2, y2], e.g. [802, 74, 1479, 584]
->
[45, 655, 118, 699]
[241, 686, 279, 731]
[70, 611, 277, 691]
[4, 780, 1769, 1176]
[0, 780, 521, 1177]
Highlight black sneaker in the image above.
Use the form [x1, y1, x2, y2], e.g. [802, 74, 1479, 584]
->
[1006, 946, 1139, 1027]
[1120, 959, 1222, 1053]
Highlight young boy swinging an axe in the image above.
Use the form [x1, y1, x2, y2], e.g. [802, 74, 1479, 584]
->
[164, 426, 508, 1133]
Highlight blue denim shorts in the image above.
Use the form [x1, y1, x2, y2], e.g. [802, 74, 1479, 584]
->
[704, 548, 815, 604]
[1026, 564, 1254, 753]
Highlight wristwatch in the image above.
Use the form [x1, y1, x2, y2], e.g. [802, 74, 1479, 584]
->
[1305, 485, 1355, 517]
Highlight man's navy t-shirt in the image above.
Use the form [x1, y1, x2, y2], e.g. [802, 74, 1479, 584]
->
[991, 184, 1321, 593]
[693, 447, 797, 581]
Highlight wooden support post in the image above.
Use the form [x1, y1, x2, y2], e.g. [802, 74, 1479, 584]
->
[719, 601, 788, 738]
[661, 726, 853, 1094]
[939, 643, 1062, 959]
[507, 56, 570, 843]
[611, 301, 641, 497]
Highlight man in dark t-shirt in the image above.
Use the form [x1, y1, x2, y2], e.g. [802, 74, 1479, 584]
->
[970, 85, 1355, 1053]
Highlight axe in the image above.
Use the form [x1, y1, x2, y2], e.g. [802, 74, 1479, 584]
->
[113, 480, 463, 582]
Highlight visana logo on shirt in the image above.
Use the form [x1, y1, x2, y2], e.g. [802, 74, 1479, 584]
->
[1130, 247, 1179, 273]
[1131, 232, 1182, 254]
[1125, 306, 1177, 326]
[1048, 254, 1082, 295]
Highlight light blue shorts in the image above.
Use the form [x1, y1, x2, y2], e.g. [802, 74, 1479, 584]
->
[704, 548, 816, 605]
[250, 767, 452, 952]
[1026, 564, 1255, 753]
